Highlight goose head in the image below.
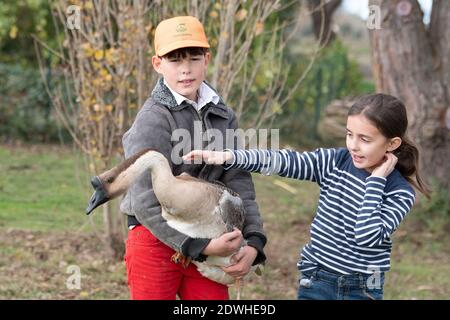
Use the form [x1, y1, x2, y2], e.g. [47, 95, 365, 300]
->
[86, 148, 170, 215]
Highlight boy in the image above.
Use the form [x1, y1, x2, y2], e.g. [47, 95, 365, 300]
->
[120, 16, 267, 300]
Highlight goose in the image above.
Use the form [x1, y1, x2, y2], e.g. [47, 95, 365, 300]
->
[85, 148, 261, 289]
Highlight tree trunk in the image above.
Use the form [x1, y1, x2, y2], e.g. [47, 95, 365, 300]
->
[368, 0, 449, 188]
[308, 0, 343, 46]
[102, 200, 125, 260]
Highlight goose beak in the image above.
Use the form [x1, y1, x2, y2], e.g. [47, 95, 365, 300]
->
[86, 176, 109, 215]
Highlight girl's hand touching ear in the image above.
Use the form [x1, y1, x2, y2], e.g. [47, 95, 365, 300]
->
[182, 150, 233, 165]
[371, 152, 398, 178]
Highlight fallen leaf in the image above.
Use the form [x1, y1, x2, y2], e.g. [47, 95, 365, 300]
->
[273, 179, 297, 194]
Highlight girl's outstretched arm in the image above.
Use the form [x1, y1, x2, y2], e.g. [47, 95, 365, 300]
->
[183, 148, 339, 184]
[182, 150, 233, 165]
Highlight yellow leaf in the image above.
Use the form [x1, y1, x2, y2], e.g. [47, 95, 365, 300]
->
[83, 1, 93, 10]
[81, 43, 91, 50]
[82, 43, 94, 57]
[255, 22, 264, 36]
[271, 102, 282, 115]
[235, 9, 247, 22]
[92, 114, 104, 122]
[264, 69, 274, 79]
[209, 11, 218, 19]
[257, 94, 267, 103]
[94, 50, 104, 61]
[92, 78, 102, 87]
[105, 48, 115, 63]
[92, 61, 101, 70]
[210, 38, 218, 48]
[79, 291, 89, 298]
[273, 179, 297, 194]
[105, 104, 113, 112]
[99, 68, 108, 77]
[9, 25, 18, 39]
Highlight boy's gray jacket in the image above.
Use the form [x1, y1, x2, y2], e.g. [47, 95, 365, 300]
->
[120, 78, 266, 263]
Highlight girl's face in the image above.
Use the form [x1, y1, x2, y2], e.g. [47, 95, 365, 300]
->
[346, 114, 401, 172]
[152, 52, 210, 102]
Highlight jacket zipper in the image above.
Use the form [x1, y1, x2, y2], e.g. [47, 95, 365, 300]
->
[194, 105, 210, 149]
[193, 105, 211, 179]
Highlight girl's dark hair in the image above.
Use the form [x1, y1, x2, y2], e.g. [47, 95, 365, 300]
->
[160, 47, 208, 59]
[348, 93, 431, 198]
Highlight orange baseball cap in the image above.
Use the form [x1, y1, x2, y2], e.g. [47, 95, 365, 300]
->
[154, 16, 210, 56]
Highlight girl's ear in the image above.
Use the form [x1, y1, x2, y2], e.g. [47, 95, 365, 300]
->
[152, 55, 163, 74]
[387, 137, 402, 152]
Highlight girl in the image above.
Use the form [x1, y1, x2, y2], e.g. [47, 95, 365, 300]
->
[183, 93, 430, 300]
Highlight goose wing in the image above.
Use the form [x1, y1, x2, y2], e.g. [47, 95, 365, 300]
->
[176, 172, 241, 197]
[217, 190, 245, 232]
[176, 172, 245, 231]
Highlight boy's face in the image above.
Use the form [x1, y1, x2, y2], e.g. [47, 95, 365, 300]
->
[152, 51, 211, 102]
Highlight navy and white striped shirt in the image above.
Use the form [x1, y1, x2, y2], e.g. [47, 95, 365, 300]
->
[224, 148, 415, 275]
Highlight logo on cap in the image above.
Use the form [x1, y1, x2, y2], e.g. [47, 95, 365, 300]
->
[176, 23, 187, 33]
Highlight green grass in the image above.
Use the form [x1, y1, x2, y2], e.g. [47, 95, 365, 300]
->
[0, 145, 103, 231]
[0, 144, 449, 299]
[385, 241, 450, 299]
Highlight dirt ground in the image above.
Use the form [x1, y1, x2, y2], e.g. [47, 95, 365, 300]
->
[0, 228, 129, 299]
[0, 220, 311, 300]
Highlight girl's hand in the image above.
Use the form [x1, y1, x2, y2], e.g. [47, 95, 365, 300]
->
[371, 153, 398, 178]
[182, 150, 233, 165]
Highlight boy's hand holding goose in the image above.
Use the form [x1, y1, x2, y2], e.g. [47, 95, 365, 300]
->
[202, 228, 243, 257]
[221, 246, 258, 278]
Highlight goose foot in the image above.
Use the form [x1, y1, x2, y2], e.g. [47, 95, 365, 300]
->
[171, 252, 192, 269]
[235, 278, 242, 300]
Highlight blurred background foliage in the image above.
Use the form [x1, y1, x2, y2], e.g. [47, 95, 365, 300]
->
[0, 0, 58, 67]
[272, 39, 373, 148]
[0, 0, 67, 143]
[0, 0, 372, 148]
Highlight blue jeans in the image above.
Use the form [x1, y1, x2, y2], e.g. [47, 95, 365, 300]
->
[297, 268, 385, 300]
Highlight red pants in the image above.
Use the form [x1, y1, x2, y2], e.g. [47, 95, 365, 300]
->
[124, 225, 229, 300]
